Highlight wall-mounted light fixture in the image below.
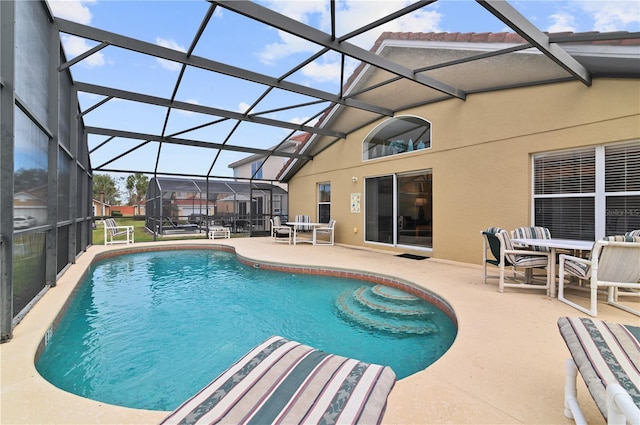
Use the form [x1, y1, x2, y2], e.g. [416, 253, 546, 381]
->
[351, 176, 358, 183]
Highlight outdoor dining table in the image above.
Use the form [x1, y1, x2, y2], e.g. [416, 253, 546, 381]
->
[511, 238, 594, 297]
[285, 221, 324, 245]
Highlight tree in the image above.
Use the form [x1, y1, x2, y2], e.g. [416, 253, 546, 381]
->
[125, 173, 148, 205]
[93, 174, 121, 205]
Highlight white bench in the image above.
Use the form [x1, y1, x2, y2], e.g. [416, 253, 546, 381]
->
[104, 218, 134, 245]
[208, 226, 230, 240]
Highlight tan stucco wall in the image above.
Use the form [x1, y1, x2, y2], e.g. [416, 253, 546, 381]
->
[288, 78, 640, 264]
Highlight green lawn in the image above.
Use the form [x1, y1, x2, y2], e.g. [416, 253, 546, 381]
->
[93, 218, 209, 245]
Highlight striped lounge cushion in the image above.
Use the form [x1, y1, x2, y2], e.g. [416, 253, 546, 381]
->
[557, 317, 640, 420]
[160, 336, 396, 425]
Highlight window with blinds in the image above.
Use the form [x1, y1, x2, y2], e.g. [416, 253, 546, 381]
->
[534, 148, 596, 239]
[534, 148, 595, 195]
[533, 142, 640, 240]
[605, 143, 640, 234]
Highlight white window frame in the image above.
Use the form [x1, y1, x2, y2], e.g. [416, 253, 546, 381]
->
[363, 170, 433, 252]
[532, 141, 640, 239]
[251, 160, 263, 180]
[317, 182, 331, 223]
[362, 115, 432, 161]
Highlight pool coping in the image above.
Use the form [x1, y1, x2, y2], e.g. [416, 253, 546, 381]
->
[35, 242, 457, 366]
[2, 238, 632, 424]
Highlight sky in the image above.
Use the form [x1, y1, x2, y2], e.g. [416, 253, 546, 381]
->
[47, 0, 640, 180]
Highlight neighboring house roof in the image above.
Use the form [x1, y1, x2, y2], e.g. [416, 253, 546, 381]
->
[279, 30, 640, 181]
[218, 194, 251, 202]
[173, 198, 213, 206]
[276, 132, 312, 181]
[228, 135, 306, 169]
[92, 198, 110, 207]
[14, 184, 48, 202]
[14, 191, 47, 204]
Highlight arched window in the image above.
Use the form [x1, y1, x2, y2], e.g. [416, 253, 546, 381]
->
[362, 115, 431, 161]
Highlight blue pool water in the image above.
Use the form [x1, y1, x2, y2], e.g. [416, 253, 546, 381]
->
[36, 249, 457, 411]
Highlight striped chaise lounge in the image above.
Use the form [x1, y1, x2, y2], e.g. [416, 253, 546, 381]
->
[160, 336, 396, 425]
[557, 317, 640, 425]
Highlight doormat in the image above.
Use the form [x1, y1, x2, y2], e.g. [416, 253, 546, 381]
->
[396, 253, 429, 260]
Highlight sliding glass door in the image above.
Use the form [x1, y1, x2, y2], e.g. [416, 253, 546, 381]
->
[397, 172, 432, 248]
[365, 176, 394, 244]
[365, 171, 432, 249]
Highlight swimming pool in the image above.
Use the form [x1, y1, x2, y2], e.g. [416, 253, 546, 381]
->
[36, 248, 457, 411]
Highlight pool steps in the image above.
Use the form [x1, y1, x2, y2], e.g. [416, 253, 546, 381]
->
[336, 285, 437, 335]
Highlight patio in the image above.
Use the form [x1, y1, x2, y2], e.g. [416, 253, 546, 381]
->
[1, 237, 636, 424]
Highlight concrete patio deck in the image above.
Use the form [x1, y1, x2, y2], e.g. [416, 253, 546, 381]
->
[1, 237, 637, 424]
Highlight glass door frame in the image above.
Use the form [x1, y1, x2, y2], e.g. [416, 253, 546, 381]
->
[364, 170, 433, 252]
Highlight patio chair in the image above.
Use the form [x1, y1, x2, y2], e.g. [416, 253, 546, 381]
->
[558, 235, 640, 317]
[481, 227, 551, 294]
[270, 217, 292, 244]
[164, 216, 197, 230]
[208, 226, 230, 239]
[511, 226, 552, 251]
[313, 219, 335, 245]
[511, 226, 553, 281]
[104, 218, 134, 245]
[294, 214, 312, 232]
[557, 317, 639, 425]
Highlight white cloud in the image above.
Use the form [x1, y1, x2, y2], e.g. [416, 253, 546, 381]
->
[258, 30, 318, 66]
[155, 37, 187, 71]
[577, 0, 640, 32]
[48, 0, 95, 24]
[547, 13, 577, 32]
[289, 116, 316, 126]
[337, 2, 442, 48]
[257, 1, 443, 85]
[61, 34, 106, 68]
[301, 60, 343, 83]
[49, 0, 105, 68]
[176, 99, 201, 116]
[238, 102, 251, 113]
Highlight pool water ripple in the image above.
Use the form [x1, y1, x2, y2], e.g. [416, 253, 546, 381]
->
[36, 249, 456, 411]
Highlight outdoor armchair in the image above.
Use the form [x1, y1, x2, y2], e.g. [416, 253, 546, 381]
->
[270, 217, 292, 244]
[313, 219, 335, 246]
[104, 218, 134, 245]
[558, 235, 640, 317]
[511, 226, 553, 282]
[481, 227, 551, 294]
[294, 214, 312, 232]
[511, 226, 552, 252]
